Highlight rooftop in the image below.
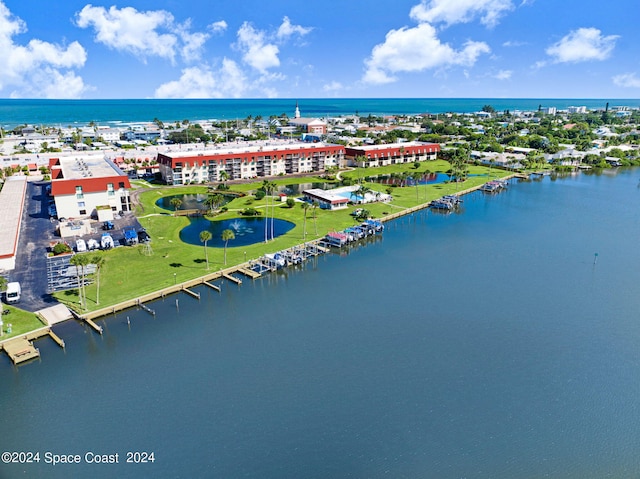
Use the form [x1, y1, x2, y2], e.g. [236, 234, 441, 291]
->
[160, 139, 341, 159]
[55, 155, 124, 180]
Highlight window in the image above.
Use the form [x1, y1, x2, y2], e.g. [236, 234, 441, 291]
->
[79, 210, 86, 215]
[75, 185, 83, 199]
[107, 182, 115, 196]
[78, 201, 85, 208]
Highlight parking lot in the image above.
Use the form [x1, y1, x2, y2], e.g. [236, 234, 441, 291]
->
[11, 182, 144, 312]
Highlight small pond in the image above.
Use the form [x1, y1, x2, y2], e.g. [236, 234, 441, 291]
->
[276, 182, 332, 195]
[156, 193, 235, 211]
[180, 217, 296, 247]
[366, 172, 484, 186]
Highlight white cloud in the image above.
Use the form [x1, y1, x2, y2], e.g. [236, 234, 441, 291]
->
[0, 1, 89, 98]
[494, 69, 512, 80]
[502, 40, 527, 47]
[154, 59, 247, 98]
[546, 27, 618, 63]
[410, 0, 514, 28]
[612, 73, 640, 88]
[277, 16, 312, 39]
[209, 20, 228, 34]
[234, 17, 311, 73]
[75, 5, 210, 63]
[236, 21, 280, 72]
[177, 20, 209, 62]
[323, 81, 344, 92]
[363, 23, 490, 84]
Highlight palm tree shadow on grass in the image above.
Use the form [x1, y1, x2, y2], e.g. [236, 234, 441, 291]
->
[169, 263, 183, 268]
[193, 259, 206, 264]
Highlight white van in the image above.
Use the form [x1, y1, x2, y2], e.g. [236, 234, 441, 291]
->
[5, 282, 21, 303]
[76, 239, 87, 252]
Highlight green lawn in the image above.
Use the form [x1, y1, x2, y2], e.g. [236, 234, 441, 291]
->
[0, 305, 46, 340]
[55, 162, 510, 313]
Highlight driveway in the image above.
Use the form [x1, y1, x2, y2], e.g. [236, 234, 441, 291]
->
[11, 181, 59, 312]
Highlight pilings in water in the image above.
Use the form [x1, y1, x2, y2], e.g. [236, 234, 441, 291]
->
[223, 273, 242, 285]
[181, 287, 201, 300]
[0, 327, 67, 364]
[85, 318, 104, 334]
[137, 299, 156, 316]
[203, 281, 221, 292]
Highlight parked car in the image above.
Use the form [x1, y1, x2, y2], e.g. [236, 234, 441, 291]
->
[137, 229, 151, 243]
[102, 221, 114, 230]
[76, 239, 87, 252]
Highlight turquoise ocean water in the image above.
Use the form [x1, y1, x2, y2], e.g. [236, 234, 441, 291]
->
[1, 167, 639, 478]
[1, 98, 640, 128]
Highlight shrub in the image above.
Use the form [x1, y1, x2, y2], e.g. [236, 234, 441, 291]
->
[241, 207, 261, 216]
[286, 198, 295, 208]
[52, 243, 72, 255]
[254, 190, 266, 200]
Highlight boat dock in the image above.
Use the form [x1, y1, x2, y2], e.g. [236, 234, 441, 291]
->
[61, 173, 522, 327]
[0, 327, 66, 364]
[223, 273, 242, 285]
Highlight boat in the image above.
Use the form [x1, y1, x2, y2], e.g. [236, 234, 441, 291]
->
[363, 219, 384, 232]
[86, 239, 99, 250]
[481, 180, 507, 192]
[101, 233, 114, 249]
[263, 252, 286, 269]
[429, 198, 455, 210]
[75, 239, 87, 252]
[325, 231, 348, 247]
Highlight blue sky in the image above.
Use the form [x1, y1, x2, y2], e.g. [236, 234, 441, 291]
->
[0, 0, 639, 99]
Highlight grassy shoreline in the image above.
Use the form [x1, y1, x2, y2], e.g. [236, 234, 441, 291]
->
[52, 161, 510, 316]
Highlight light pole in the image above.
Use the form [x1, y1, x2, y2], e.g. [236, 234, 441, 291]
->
[173, 273, 177, 285]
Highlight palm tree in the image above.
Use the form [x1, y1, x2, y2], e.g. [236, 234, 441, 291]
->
[219, 170, 229, 185]
[203, 195, 216, 215]
[200, 230, 212, 270]
[170, 197, 182, 216]
[261, 180, 270, 242]
[268, 180, 277, 241]
[312, 201, 319, 236]
[69, 253, 90, 310]
[221, 229, 235, 265]
[91, 253, 106, 306]
[353, 185, 370, 204]
[212, 193, 224, 210]
[300, 202, 309, 239]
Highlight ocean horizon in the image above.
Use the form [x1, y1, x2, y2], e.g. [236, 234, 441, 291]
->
[1, 97, 639, 128]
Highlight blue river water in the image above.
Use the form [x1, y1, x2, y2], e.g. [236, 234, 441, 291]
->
[1, 168, 640, 478]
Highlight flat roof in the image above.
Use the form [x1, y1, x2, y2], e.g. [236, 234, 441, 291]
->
[303, 188, 350, 205]
[57, 155, 123, 180]
[346, 141, 438, 152]
[161, 140, 340, 160]
[0, 176, 27, 269]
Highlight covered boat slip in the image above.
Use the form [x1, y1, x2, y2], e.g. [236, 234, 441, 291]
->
[0, 176, 27, 272]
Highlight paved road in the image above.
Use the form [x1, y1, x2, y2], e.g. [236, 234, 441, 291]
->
[11, 182, 59, 312]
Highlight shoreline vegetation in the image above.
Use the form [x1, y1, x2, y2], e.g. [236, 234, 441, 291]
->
[52, 161, 511, 318]
[3, 101, 640, 343]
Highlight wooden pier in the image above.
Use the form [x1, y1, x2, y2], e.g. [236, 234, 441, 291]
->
[0, 327, 66, 364]
[203, 281, 221, 292]
[237, 267, 261, 279]
[182, 287, 201, 299]
[85, 318, 104, 334]
[223, 273, 242, 285]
